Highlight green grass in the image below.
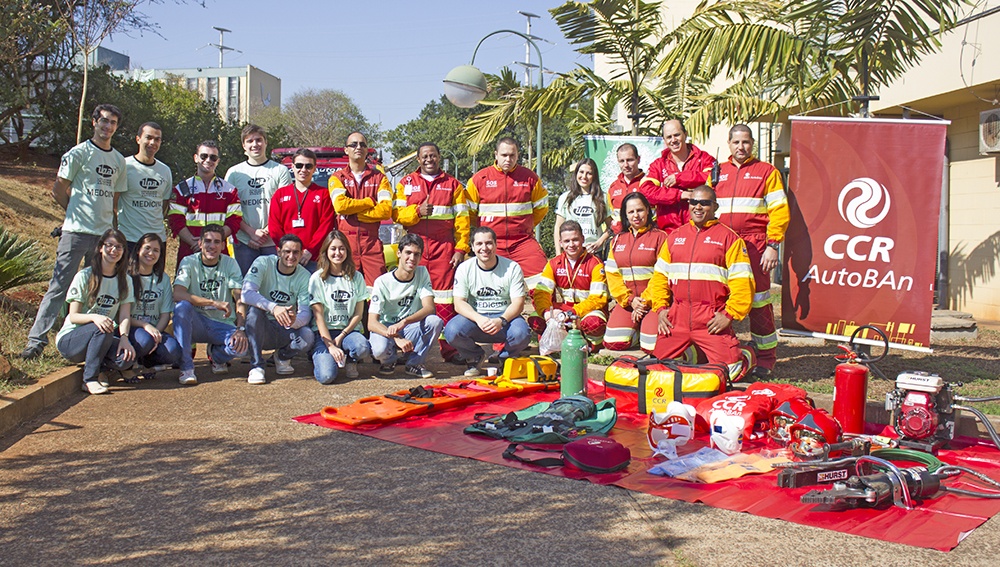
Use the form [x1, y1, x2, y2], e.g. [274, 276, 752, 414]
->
[0, 298, 68, 394]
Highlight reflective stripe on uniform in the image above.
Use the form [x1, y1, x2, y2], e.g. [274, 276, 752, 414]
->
[662, 263, 727, 284]
[619, 265, 654, 281]
[535, 276, 556, 293]
[765, 189, 787, 208]
[478, 202, 533, 217]
[717, 197, 766, 214]
[331, 188, 347, 198]
[524, 272, 544, 289]
[377, 189, 392, 201]
[751, 290, 772, 308]
[729, 262, 753, 279]
[432, 289, 454, 304]
[639, 330, 657, 352]
[604, 326, 637, 345]
[752, 330, 778, 350]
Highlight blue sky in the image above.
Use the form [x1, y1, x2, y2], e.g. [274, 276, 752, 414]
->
[104, 0, 590, 131]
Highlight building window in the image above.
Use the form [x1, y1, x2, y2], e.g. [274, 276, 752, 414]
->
[186, 77, 198, 91]
[207, 77, 218, 103]
[228, 76, 240, 121]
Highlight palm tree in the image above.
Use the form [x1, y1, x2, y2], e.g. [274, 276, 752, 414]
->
[459, 0, 705, 164]
[657, 0, 967, 137]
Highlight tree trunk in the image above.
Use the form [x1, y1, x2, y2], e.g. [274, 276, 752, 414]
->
[76, 49, 89, 144]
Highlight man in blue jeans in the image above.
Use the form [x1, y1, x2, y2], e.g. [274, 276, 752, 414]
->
[367, 233, 443, 379]
[444, 226, 530, 377]
[241, 234, 314, 385]
[172, 224, 248, 385]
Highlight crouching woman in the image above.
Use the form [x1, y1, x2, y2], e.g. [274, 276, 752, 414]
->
[55, 229, 137, 394]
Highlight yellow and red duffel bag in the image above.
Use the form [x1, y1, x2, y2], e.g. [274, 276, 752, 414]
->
[602, 355, 728, 414]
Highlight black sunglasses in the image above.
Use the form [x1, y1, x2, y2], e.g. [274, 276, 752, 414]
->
[293, 162, 315, 170]
[689, 199, 715, 207]
[198, 153, 219, 162]
[346, 141, 368, 148]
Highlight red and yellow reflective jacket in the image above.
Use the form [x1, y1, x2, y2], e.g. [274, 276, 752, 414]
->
[646, 219, 754, 320]
[534, 252, 608, 316]
[604, 225, 669, 307]
[466, 163, 548, 242]
[713, 156, 789, 244]
[392, 169, 470, 253]
[329, 165, 392, 240]
[640, 144, 716, 232]
[606, 170, 644, 234]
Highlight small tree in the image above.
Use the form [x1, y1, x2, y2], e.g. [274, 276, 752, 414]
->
[281, 88, 379, 147]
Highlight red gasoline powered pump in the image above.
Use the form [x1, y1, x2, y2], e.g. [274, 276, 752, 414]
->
[832, 326, 889, 435]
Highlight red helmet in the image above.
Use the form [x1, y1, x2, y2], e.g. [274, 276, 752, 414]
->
[788, 409, 843, 458]
[768, 397, 814, 445]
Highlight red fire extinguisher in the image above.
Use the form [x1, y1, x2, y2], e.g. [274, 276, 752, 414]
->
[832, 326, 888, 434]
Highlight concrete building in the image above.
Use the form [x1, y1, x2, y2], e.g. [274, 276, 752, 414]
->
[119, 65, 280, 123]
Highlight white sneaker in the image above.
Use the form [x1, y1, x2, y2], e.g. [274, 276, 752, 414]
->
[211, 361, 229, 375]
[463, 351, 489, 378]
[274, 357, 294, 375]
[248, 367, 266, 385]
[345, 362, 359, 379]
[81, 380, 108, 395]
[178, 369, 198, 386]
[97, 372, 110, 387]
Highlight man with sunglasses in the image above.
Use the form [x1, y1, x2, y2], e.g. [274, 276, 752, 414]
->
[329, 131, 392, 289]
[646, 186, 754, 378]
[268, 148, 334, 272]
[225, 124, 293, 275]
[713, 124, 789, 379]
[168, 140, 243, 264]
[21, 103, 128, 360]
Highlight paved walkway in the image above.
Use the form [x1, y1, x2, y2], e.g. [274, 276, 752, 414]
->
[1, 353, 998, 566]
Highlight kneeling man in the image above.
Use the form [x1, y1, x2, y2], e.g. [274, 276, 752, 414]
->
[368, 234, 443, 379]
[529, 220, 609, 348]
[173, 224, 248, 385]
[648, 186, 754, 377]
[444, 226, 530, 377]
[242, 234, 314, 384]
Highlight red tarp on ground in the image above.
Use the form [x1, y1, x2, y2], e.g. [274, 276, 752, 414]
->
[294, 391, 1000, 551]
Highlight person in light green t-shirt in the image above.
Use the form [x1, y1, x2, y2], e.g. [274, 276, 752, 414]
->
[225, 124, 293, 275]
[308, 230, 372, 384]
[172, 224, 248, 386]
[126, 233, 181, 372]
[22, 104, 128, 361]
[241, 234, 314, 384]
[55, 229, 137, 395]
[116, 122, 173, 249]
[368, 234, 441, 379]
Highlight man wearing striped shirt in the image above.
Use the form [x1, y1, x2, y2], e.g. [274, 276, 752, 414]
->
[168, 141, 242, 264]
[647, 186, 754, 378]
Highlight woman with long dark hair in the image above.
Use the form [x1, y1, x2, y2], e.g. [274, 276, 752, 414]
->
[308, 230, 372, 384]
[55, 229, 136, 394]
[554, 158, 611, 256]
[603, 192, 669, 353]
[127, 232, 182, 376]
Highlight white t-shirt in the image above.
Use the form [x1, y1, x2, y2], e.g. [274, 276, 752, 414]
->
[454, 256, 525, 315]
[370, 267, 433, 326]
[557, 192, 603, 245]
[119, 156, 173, 242]
[59, 140, 127, 235]
[132, 273, 173, 326]
[225, 159, 293, 245]
[309, 270, 369, 331]
[56, 267, 135, 342]
[242, 254, 311, 321]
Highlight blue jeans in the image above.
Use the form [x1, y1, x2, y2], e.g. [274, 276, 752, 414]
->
[173, 300, 246, 371]
[129, 327, 182, 368]
[444, 314, 531, 363]
[245, 306, 315, 369]
[27, 231, 100, 349]
[56, 323, 134, 382]
[311, 330, 371, 385]
[370, 315, 443, 368]
[233, 241, 276, 276]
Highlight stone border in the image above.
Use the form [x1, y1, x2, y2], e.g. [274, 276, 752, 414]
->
[0, 365, 82, 439]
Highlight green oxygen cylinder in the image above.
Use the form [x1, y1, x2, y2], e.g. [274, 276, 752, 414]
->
[560, 326, 588, 397]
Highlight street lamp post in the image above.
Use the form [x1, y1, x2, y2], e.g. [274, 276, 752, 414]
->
[443, 29, 544, 183]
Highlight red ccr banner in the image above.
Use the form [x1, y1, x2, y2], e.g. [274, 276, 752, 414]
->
[782, 117, 948, 351]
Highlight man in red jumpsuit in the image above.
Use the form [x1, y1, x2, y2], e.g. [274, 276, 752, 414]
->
[713, 124, 789, 377]
[649, 186, 754, 378]
[329, 131, 392, 289]
[168, 140, 243, 264]
[393, 142, 470, 363]
[606, 142, 644, 234]
[466, 137, 548, 291]
[640, 119, 716, 233]
[268, 148, 335, 272]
